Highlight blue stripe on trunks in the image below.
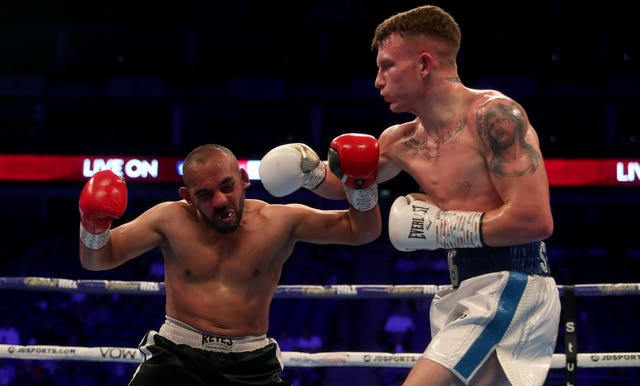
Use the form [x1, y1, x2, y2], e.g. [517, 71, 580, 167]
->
[453, 271, 528, 380]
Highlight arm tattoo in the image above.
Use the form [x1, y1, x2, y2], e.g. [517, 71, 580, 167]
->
[477, 101, 541, 177]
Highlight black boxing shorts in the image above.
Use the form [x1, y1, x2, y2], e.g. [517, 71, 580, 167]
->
[129, 318, 292, 386]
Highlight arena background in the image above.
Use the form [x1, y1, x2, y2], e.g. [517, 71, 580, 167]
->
[0, 1, 639, 385]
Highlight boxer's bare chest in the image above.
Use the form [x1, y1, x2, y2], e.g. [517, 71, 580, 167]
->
[390, 120, 494, 208]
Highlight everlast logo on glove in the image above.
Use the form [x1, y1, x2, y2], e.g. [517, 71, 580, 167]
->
[408, 204, 431, 239]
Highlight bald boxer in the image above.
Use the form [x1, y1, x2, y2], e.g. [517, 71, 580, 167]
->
[261, 5, 561, 386]
[78, 142, 381, 386]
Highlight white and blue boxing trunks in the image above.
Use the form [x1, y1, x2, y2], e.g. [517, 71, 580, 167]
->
[423, 241, 561, 385]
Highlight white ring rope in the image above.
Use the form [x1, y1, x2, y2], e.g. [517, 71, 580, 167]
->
[2, 276, 639, 371]
[1, 344, 639, 369]
[1, 276, 640, 297]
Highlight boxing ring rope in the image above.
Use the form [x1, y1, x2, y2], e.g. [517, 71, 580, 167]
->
[1, 343, 640, 369]
[1, 276, 640, 371]
[2, 276, 639, 297]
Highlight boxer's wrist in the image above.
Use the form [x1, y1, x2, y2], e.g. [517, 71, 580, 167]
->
[302, 161, 326, 190]
[436, 210, 484, 249]
[345, 184, 378, 212]
[79, 223, 110, 250]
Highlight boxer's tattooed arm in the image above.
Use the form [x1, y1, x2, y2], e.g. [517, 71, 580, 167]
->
[477, 99, 541, 177]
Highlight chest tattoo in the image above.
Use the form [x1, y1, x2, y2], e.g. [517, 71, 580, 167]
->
[402, 117, 466, 160]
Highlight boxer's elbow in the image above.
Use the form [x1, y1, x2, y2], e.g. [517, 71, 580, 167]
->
[79, 256, 107, 271]
[535, 215, 554, 240]
[520, 212, 553, 242]
[354, 216, 382, 245]
[361, 225, 382, 244]
[350, 230, 381, 245]
[79, 247, 116, 271]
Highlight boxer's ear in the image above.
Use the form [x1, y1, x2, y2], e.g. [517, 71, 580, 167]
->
[239, 168, 250, 187]
[178, 186, 191, 203]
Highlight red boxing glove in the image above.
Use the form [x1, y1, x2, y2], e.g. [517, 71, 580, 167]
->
[328, 133, 379, 211]
[79, 170, 128, 249]
[328, 133, 379, 189]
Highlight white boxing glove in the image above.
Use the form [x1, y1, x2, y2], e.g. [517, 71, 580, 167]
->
[388, 194, 484, 251]
[259, 143, 327, 197]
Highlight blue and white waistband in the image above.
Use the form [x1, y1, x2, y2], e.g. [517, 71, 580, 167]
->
[447, 240, 551, 288]
[159, 316, 271, 353]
